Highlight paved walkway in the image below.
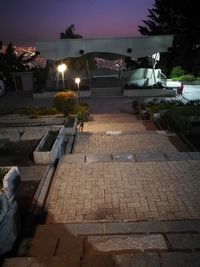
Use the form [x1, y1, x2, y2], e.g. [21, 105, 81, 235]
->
[46, 114, 200, 224]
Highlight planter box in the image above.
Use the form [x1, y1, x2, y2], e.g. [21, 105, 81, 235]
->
[1, 166, 20, 201]
[0, 193, 19, 255]
[33, 126, 66, 165]
[65, 116, 78, 135]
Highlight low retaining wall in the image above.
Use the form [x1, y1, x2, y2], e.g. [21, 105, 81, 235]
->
[123, 88, 176, 97]
[33, 90, 91, 99]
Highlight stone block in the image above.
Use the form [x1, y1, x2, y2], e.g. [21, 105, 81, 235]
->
[2, 256, 80, 267]
[62, 154, 85, 163]
[188, 152, 200, 160]
[167, 233, 200, 250]
[104, 222, 164, 234]
[86, 154, 112, 163]
[112, 153, 135, 162]
[18, 238, 58, 257]
[161, 252, 200, 267]
[87, 234, 167, 253]
[135, 152, 166, 162]
[55, 236, 84, 258]
[165, 152, 191, 161]
[34, 223, 103, 238]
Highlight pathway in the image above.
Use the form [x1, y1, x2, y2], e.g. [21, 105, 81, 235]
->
[46, 114, 200, 223]
[3, 107, 200, 266]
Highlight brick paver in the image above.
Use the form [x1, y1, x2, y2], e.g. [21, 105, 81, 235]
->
[46, 160, 200, 223]
[74, 134, 178, 154]
[83, 122, 146, 132]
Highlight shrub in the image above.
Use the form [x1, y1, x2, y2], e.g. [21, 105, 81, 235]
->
[19, 107, 58, 117]
[170, 66, 185, 79]
[160, 109, 191, 133]
[75, 105, 89, 122]
[54, 91, 76, 117]
[179, 74, 196, 82]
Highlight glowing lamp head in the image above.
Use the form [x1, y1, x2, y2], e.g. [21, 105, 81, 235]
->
[75, 77, 80, 85]
[57, 63, 67, 73]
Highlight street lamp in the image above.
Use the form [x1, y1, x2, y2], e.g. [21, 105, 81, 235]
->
[57, 63, 67, 90]
[75, 77, 81, 104]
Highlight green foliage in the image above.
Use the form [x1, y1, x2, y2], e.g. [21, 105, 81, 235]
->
[170, 66, 185, 79]
[179, 74, 196, 82]
[39, 131, 58, 152]
[160, 109, 191, 132]
[75, 104, 90, 122]
[146, 99, 184, 114]
[19, 107, 58, 117]
[54, 91, 77, 117]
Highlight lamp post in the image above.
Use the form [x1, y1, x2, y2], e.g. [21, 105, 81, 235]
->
[75, 77, 81, 104]
[57, 63, 67, 90]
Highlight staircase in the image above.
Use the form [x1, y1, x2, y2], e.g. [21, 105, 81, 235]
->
[91, 77, 123, 96]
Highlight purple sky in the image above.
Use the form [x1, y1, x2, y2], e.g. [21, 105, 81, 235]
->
[0, 0, 154, 46]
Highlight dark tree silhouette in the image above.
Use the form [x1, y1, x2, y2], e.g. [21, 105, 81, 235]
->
[60, 24, 82, 39]
[138, 0, 200, 74]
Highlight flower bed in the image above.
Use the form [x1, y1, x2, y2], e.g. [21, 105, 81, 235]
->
[33, 126, 66, 164]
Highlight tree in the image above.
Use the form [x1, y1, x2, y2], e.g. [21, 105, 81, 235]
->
[60, 24, 82, 39]
[138, 0, 200, 74]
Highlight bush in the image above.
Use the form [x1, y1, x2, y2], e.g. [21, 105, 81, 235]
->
[75, 105, 89, 122]
[54, 91, 76, 117]
[179, 74, 196, 82]
[19, 107, 58, 117]
[160, 109, 191, 133]
[170, 66, 185, 79]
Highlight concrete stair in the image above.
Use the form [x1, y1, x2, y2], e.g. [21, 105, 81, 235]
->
[3, 221, 200, 266]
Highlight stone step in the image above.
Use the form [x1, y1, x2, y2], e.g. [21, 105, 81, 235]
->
[86, 234, 167, 254]
[2, 256, 80, 267]
[3, 253, 200, 267]
[34, 221, 200, 238]
[18, 236, 84, 258]
[62, 152, 198, 163]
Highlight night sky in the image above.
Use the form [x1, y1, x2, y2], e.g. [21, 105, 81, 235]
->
[0, 0, 154, 45]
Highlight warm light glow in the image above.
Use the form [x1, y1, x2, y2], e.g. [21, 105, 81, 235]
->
[57, 63, 67, 73]
[75, 77, 80, 85]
